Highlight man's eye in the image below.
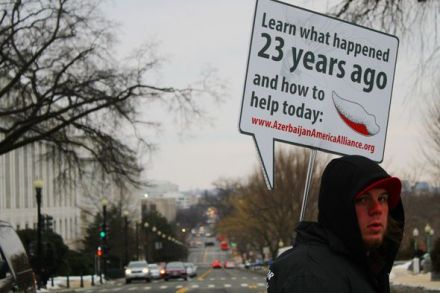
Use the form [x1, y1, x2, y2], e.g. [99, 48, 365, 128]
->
[355, 196, 368, 204]
[379, 193, 389, 202]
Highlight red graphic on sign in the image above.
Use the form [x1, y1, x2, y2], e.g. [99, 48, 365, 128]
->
[332, 91, 380, 136]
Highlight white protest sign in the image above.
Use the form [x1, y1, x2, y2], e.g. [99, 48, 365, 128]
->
[239, 0, 399, 189]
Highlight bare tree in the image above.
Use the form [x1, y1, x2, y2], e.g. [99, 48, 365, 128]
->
[0, 0, 222, 187]
[217, 147, 327, 259]
[422, 84, 440, 180]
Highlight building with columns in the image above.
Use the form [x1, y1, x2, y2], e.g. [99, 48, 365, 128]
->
[0, 141, 81, 249]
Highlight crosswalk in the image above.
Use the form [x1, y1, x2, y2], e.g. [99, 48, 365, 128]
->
[81, 283, 266, 292]
[77, 277, 266, 292]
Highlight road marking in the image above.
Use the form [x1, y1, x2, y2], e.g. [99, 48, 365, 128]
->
[242, 276, 248, 279]
[221, 277, 226, 280]
[209, 277, 215, 281]
[143, 286, 151, 290]
[160, 285, 168, 289]
[176, 285, 183, 289]
[232, 277, 237, 280]
[225, 284, 231, 287]
[128, 288, 137, 291]
[197, 269, 212, 281]
[202, 248, 208, 263]
[249, 284, 257, 289]
[257, 282, 265, 287]
[208, 284, 215, 288]
[191, 284, 199, 288]
[241, 283, 248, 287]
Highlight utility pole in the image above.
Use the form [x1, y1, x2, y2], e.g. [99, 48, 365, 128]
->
[33, 180, 44, 289]
[101, 198, 108, 279]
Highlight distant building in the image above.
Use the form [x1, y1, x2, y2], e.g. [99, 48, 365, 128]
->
[414, 181, 432, 195]
[78, 157, 144, 248]
[141, 180, 201, 220]
[400, 180, 435, 196]
[144, 180, 178, 198]
[141, 197, 177, 222]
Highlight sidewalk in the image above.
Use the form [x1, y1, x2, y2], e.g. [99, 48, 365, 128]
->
[37, 275, 107, 292]
[390, 262, 440, 292]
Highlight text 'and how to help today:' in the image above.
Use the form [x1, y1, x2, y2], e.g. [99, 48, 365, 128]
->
[239, 0, 399, 189]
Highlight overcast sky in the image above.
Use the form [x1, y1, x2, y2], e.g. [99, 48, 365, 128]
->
[102, 0, 424, 191]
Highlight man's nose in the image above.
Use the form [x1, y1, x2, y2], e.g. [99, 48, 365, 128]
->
[368, 198, 383, 214]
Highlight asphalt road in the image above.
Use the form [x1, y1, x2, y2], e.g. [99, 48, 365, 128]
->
[66, 234, 267, 293]
[73, 266, 266, 293]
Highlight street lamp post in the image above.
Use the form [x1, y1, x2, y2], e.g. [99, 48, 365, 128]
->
[123, 210, 129, 266]
[101, 198, 108, 278]
[412, 227, 420, 274]
[413, 228, 420, 254]
[135, 222, 140, 260]
[144, 222, 149, 261]
[425, 224, 433, 253]
[33, 179, 43, 289]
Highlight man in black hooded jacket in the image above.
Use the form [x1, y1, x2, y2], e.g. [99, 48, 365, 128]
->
[267, 155, 404, 293]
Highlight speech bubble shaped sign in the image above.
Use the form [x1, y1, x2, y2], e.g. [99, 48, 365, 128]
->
[239, 0, 399, 189]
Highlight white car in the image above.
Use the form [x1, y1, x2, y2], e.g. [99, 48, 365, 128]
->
[125, 260, 150, 283]
[148, 263, 161, 279]
[184, 262, 197, 277]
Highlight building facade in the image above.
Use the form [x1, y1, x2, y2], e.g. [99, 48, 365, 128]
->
[0, 141, 81, 249]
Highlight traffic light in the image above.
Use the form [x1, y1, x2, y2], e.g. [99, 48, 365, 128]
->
[45, 215, 54, 232]
[99, 224, 107, 240]
[96, 246, 103, 257]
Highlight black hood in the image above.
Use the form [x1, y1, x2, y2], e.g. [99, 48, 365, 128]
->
[317, 155, 405, 273]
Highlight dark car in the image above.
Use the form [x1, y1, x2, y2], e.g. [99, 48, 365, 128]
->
[124, 260, 150, 283]
[164, 262, 187, 281]
[0, 220, 36, 292]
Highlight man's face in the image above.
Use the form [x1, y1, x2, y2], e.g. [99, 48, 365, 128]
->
[354, 188, 389, 249]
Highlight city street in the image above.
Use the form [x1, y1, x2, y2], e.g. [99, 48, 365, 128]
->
[64, 236, 267, 293]
[77, 267, 266, 293]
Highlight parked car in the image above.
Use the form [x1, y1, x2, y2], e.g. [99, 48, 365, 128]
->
[147, 263, 161, 280]
[224, 260, 236, 269]
[184, 262, 197, 277]
[220, 241, 229, 251]
[0, 220, 36, 292]
[164, 262, 187, 281]
[204, 240, 215, 247]
[159, 263, 166, 279]
[124, 260, 150, 284]
[211, 259, 222, 269]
